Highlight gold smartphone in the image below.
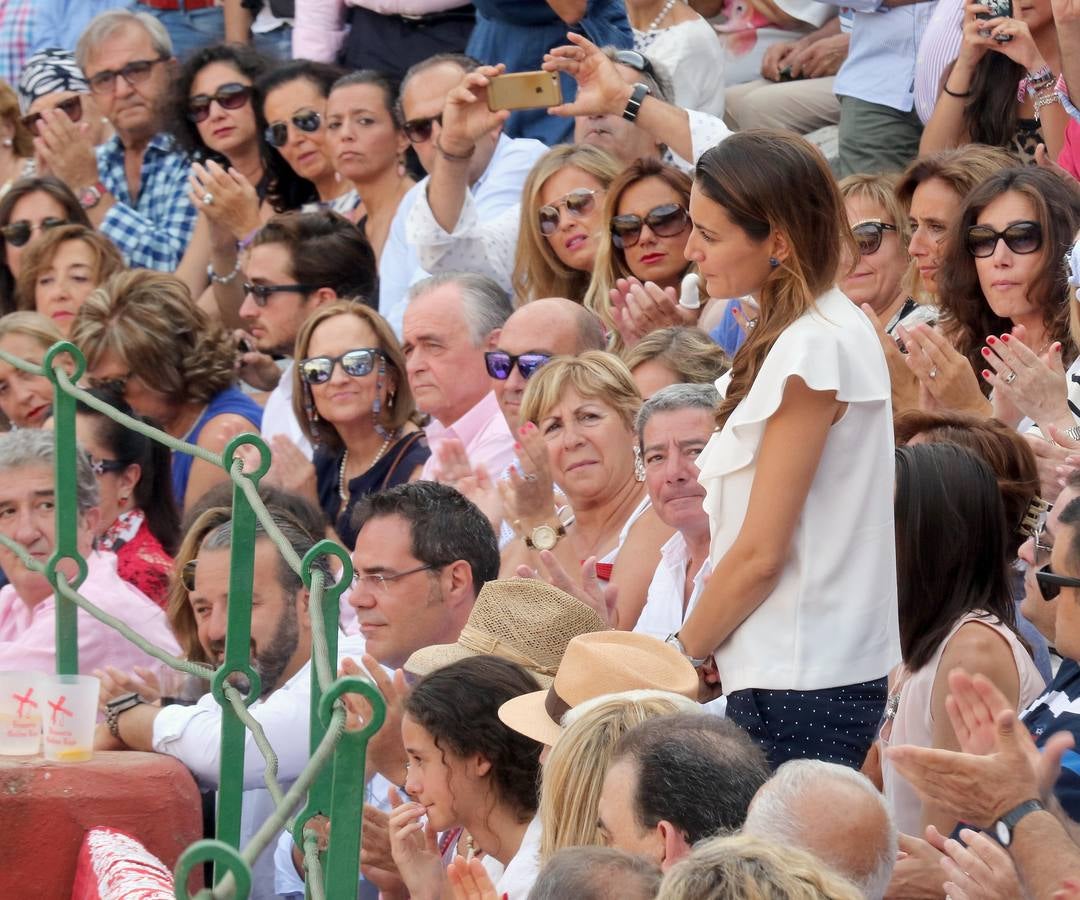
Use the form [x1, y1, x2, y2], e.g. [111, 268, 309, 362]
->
[486, 71, 563, 112]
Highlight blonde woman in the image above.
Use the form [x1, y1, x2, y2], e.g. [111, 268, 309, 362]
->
[539, 690, 700, 863]
[0, 311, 64, 428]
[71, 270, 262, 512]
[511, 145, 623, 304]
[623, 326, 729, 401]
[657, 834, 862, 900]
[505, 352, 673, 628]
[14, 224, 124, 335]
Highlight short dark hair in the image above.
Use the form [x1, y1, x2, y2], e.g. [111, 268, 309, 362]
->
[252, 210, 377, 307]
[1058, 496, 1080, 575]
[352, 482, 500, 592]
[404, 655, 541, 818]
[528, 847, 661, 900]
[612, 713, 769, 844]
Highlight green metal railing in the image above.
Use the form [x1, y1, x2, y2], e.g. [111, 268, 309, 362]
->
[0, 341, 384, 900]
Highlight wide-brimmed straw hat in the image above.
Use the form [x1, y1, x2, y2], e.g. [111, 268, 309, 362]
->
[403, 578, 608, 687]
[497, 631, 699, 746]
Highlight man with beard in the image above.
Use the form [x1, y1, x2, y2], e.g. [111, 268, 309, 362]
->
[95, 509, 363, 900]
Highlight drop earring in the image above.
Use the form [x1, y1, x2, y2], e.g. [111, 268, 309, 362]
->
[633, 445, 646, 482]
[397, 154, 407, 179]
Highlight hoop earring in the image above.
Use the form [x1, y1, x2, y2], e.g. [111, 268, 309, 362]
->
[372, 356, 390, 439]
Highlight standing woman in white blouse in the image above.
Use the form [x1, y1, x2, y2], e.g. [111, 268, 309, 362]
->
[672, 129, 899, 769]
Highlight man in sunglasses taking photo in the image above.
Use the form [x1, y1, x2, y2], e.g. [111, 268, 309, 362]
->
[34, 10, 196, 272]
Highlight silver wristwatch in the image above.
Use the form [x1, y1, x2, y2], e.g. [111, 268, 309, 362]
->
[665, 632, 709, 668]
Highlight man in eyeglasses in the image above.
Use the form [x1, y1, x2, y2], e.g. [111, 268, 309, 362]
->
[490, 298, 607, 429]
[378, 53, 548, 337]
[33, 10, 196, 272]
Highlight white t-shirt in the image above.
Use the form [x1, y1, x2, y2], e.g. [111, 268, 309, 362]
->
[697, 287, 900, 693]
[634, 17, 728, 118]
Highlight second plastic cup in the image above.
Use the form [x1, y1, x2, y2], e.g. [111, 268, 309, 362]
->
[42, 674, 99, 763]
[0, 671, 44, 756]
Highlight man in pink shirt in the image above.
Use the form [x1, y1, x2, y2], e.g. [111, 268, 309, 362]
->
[404, 272, 518, 482]
[0, 430, 179, 677]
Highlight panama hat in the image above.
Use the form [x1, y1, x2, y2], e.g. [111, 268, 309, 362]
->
[497, 631, 699, 746]
[404, 578, 608, 687]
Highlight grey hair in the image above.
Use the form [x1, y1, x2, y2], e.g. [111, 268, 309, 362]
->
[528, 846, 661, 900]
[743, 759, 898, 900]
[635, 383, 719, 448]
[76, 10, 173, 72]
[199, 513, 329, 598]
[0, 429, 99, 517]
[407, 272, 513, 347]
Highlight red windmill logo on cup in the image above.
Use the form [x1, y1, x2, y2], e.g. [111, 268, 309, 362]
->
[48, 695, 73, 726]
[12, 687, 37, 719]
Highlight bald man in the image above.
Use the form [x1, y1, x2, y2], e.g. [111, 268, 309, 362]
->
[491, 298, 607, 429]
[742, 759, 897, 899]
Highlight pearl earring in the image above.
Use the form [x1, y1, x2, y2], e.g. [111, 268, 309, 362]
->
[1, 139, 11, 148]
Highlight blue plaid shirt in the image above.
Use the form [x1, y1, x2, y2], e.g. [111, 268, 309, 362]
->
[96, 132, 197, 272]
[0, 0, 33, 88]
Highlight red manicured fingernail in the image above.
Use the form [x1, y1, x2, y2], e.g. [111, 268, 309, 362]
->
[981, 347, 991, 356]
[1001, 334, 1011, 342]
[513, 442, 521, 451]
[987, 336, 996, 344]
[982, 369, 991, 378]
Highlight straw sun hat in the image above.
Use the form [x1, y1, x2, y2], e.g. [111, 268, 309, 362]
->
[498, 631, 700, 747]
[403, 578, 608, 687]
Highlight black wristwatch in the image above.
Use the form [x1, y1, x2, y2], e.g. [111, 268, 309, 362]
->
[105, 691, 145, 739]
[993, 798, 1045, 846]
[623, 82, 651, 122]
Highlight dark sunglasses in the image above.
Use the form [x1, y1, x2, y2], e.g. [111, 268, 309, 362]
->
[852, 221, 898, 256]
[87, 56, 168, 95]
[0, 217, 67, 247]
[243, 281, 318, 307]
[484, 350, 552, 381]
[21, 96, 83, 134]
[300, 348, 383, 384]
[402, 113, 442, 144]
[86, 453, 127, 476]
[966, 221, 1042, 258]
[188, 82, 253, 123]
[264, 110, 322, 148]
[538, 189, 602, 236]
[1036, 562, 1080, 601]
[611, 203, 689, 249]
[612, 49, 659, 83]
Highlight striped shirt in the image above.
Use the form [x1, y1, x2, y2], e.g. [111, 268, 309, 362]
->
[914, 0, 963, 123]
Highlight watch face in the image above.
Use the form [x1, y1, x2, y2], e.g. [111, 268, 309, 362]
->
[995, 820, 1010, 846]
[532, 524, 558, 551]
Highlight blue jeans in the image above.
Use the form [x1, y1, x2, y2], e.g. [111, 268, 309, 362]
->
[141, 4, 224, 62]
[253, 23, 292, 61]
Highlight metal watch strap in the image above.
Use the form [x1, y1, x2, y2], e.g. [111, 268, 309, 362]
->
[665, 632, 708, 667]
[105, 691, 144, 738]
[623, 82, 651, 122]
[1064, 425, 1080, 442]
[994, 798, 1044, 846]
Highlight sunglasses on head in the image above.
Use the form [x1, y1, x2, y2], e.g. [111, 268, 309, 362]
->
[611, 203, 689, 249]
[188, 82, 253, 123]
[87, 56, 168, 95]
[538, 189, 602, 236]
[402, 113, 442, 144]
[300, 348, 383, 384]
[21, 95, 83, 135]
[86, 453, 127, 477]
[243, 281, 318, 307]
[852, 221, 898, 256]
[264, 109, 322, 148]
[966, 220, 1042, 258]
[1036, 562, 1080, 601]
[0, 217, 67, 247]
[484, 350, 552, 381]
[612, 49, 659, 83]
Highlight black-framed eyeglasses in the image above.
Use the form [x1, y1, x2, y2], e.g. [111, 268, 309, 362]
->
[351, 563, 438, 593]
[0, 217, 67, 247]
[87, 56, 169, 95]
[1036, 563, 1080, 601]
[299, 348, 383, 384]
[86, 453, 128, 477]
[966, 221, 1042, 258]
[612, 49, 659, 84]
[86, 372, 133, 393]
[243, 281, 318, 307]
[264, 110, 321, 148]
[852, 221, 898, 256]
[402, 113, 442, 144]
[21, 96, 83, 135]
[484, 350, 552, 381]
[611, 203, 689, 249]
[537, 188, 602, 236]
[188, 82, 253, 123]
